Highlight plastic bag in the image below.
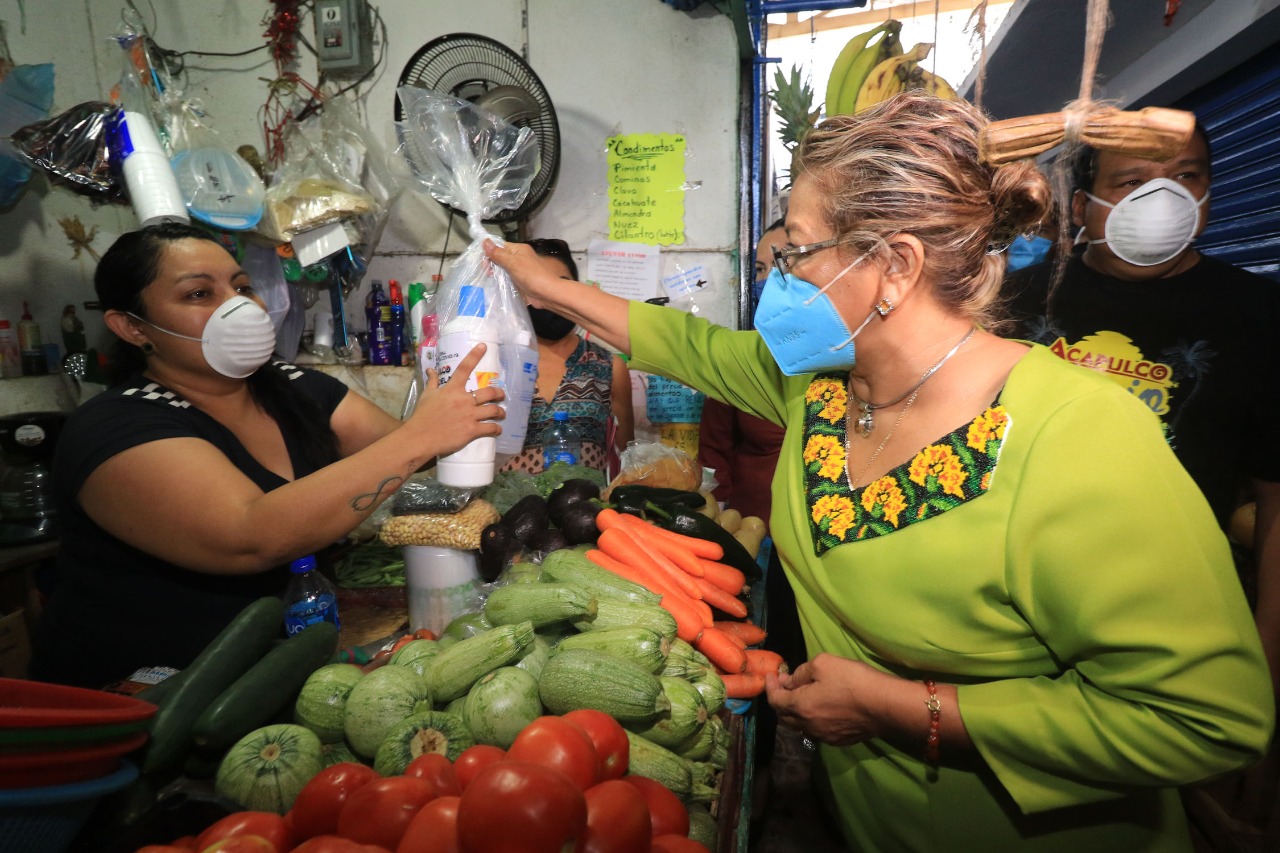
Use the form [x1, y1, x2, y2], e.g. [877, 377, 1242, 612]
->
[603, 441, 701, 498]
[378, 498, 501, 550]
[239, 243, 300, 359]
[392, 473, 484, 515]
[11, 101, 125, 200]
[0, 62, 54, 206]
[164, 98, 265, 230]
[392, 87, 540, 457]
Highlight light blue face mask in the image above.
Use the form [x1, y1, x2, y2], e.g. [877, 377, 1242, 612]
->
[1005, 234, 1054, 271]
[755, 252, 877, 376]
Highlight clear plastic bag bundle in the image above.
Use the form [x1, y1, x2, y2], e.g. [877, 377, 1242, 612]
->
[392, 87, 541, 464]
[392, 473, 484, 515]
[11, 101, 125, 200]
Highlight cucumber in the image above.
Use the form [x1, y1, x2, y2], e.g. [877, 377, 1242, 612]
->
[624, 730, 693, 797]
[539, 548, 660, 605]
[424, 621, 536, 702]
[142, 596, 285, 778]
[554, 626, 670, 674]
[571, 598, 677, 644]
[484, 583, 597, 628]
[538, 648, 670, 722]
[192, 621, 340, 753]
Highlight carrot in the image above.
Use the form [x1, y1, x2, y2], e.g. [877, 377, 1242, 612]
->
[598, 527, 703, 601]
[595, 507, 628, 531]
[694, 627, 748, 674]
[720, 629, 748, 650]
[690, 597, 714, 629]
[699, 560, 746, 596]
[585, 549, 662, 593]
[744, 649, 788, 677]
[714, 620, 766, 646]
[694, 576, 749, 619]
[625, 520, 724, 561]
[720, 672, 767, 699]
[657, 594, 706, 644]
[615, 513, 706, 577]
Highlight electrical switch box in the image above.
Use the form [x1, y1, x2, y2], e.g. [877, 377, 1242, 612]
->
[314, 0, 374, 78]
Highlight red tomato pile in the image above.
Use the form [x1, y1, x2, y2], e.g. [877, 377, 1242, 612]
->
[134, 710, 711, 853]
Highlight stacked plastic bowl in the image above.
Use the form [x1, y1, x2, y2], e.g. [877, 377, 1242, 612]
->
[0, 678, 157, 853]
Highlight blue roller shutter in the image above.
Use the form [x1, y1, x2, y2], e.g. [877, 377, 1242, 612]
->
[1172, 45, 1280, 282]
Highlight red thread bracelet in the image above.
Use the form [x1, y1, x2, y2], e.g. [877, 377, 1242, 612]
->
[924, 679, 942, 763]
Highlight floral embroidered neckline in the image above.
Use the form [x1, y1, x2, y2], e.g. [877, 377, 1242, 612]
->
[802, 374, 1010, 555]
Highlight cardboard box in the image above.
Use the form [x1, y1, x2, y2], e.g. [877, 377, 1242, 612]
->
[0, 606, 31, 678]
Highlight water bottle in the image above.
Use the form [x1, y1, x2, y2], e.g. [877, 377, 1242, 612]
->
[541, 411, 583, 468]
[365, 280, 392, 365]
[388, 280, 406, 366]
[283, 555, 341, 635]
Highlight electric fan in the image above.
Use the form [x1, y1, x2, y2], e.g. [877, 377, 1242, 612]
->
[396, 33, 561, 230]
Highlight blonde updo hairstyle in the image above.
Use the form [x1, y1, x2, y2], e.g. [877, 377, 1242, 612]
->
[794, 91, 1051, 328]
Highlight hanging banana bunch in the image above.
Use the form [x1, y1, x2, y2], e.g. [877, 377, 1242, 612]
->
[824, 19, 903, 117]
[854, 41, 962, 114]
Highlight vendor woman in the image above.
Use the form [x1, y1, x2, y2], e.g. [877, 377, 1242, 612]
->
[30, 222, 504, 688]
[486, 93, 1274, 850]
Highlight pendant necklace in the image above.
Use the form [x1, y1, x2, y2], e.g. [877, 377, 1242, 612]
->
[848, 325, 978, 438]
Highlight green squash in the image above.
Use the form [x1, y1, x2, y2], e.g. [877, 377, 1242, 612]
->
[463, 667, 542, 748]
[343, 665, 431, 759]
[215, 724, 323, 813]
[373, 711, 474, 774]
[388, 639, 442, 677]
[294, 663, 364, 743]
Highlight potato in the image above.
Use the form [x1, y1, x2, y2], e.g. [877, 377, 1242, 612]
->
[717, 509, 743, 534]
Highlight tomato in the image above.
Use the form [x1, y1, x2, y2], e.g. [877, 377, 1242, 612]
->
[562, 709, 630, 781]
[396, 795, 460, 853]
[650, 835, 710, 853]
[134, 847, 191, 853]
[173, 838, 199, 851]
[577, 780, 652, 853]
[403, 753, 461, 797]
[336, 776, 437, 850]
[452, 744, 505, 791]
[198, 837, 277, 853]
[290, 837, 394, 853]
[290, 762, 381, 840]
[456, 761, 586, 853]
[195, 812, 290, 852]
[620, 776, 689, 837]
[412, 628, 437, 641]
[505, 715, 600, 791]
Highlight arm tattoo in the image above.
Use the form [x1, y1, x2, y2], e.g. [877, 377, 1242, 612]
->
[351, 475, 404, 512]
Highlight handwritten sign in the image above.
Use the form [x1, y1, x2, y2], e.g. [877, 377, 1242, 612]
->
[646, 375, 706, 424]
[607, 133, 686, 246]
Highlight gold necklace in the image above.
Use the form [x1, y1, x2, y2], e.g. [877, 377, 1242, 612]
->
[849, 326, 978, 438]
[846, 385, 921, 488]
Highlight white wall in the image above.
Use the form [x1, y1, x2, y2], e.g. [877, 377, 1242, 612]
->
[0, 0, 741, 364]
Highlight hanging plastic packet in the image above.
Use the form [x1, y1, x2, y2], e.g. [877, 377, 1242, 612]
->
[11, 101, 125, 201]
[392, 87, 541, 488]
[164, 96, 265, 230]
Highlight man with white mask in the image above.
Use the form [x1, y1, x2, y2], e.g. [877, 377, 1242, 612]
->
[1003, 124, 1280, 703]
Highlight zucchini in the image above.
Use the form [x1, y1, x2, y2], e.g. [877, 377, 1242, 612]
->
[538, 648, 670, 722]
[675, 711, 717, 761]
[424, 621, 536, 701]
[625, 676, 707, 749]
[142, 596, 285, 778]
[572, 597, 677, 644]
[192, 621, 340, 753]
[484, 583, 597, 628]
[687, 804, 719, 850]
[539, 549, 660, 605]
[667, 638, 712, 669]
[514, 634, 556, 681]
[624, 730, 692, 796]
[709, 717, 730, 769]
[554, 626, 670, 674]
[691, 670, 727, 716]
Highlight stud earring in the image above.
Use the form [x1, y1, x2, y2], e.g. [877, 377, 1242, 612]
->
[141, 342, 155, 354]
[874, 298, 894, 317]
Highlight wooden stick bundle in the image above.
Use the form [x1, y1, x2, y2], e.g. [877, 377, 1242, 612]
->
[980, 106, 1196, 166]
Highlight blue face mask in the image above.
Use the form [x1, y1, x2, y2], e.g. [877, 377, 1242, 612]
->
[1005, 234, 1054, 271]
[755, 254, 877, 376]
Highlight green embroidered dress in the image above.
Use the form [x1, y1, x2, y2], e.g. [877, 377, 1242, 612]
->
[628, 303, 1272, 852]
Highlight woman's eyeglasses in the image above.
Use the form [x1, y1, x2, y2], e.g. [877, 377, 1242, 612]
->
[772, 237, 857, 277]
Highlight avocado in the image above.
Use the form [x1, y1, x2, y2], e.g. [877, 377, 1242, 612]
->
[502, 494, 551, 545]
[529, 527, 570, 555]
[548, 478, 601, 529]
[556, 501, 601, 546]
[479, 522, 513, 582]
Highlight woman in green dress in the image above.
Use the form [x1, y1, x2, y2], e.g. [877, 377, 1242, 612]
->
[485, 92, 1273, 851]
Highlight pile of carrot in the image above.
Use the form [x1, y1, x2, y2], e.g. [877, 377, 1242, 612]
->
[587, 508, 783, 699]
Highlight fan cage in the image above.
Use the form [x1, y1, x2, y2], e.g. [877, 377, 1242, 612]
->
[396, 33, 561, 225]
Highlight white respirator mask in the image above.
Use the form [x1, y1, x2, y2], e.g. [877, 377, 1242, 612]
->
[1085, 177, 1206, 267]
[132, 296, 277, 378]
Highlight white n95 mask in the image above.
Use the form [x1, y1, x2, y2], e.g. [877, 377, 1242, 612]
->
[1086, 177, 1206, 267]
[132, 296, 277, 378]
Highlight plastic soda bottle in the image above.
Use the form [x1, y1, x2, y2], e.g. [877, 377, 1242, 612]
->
[365, 280, 392, 365]
[388, 280, 406, 366]
[541, 411, 582, 468]
[283, 555, 341, 635]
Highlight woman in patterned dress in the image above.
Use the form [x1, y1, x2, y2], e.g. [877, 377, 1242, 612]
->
[485, 93, 1273, 851]
[500, 238, 634, 475]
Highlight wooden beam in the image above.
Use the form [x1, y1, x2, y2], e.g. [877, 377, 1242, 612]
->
[769, 0, 991, 40]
